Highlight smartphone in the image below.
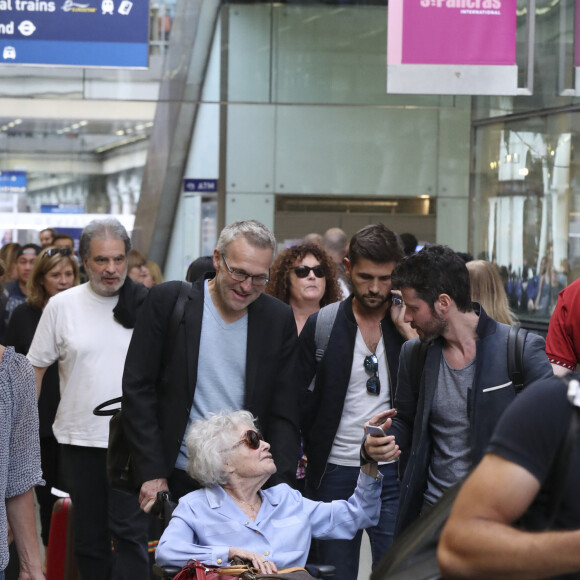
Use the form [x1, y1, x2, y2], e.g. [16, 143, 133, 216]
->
[366, 425, 386, 437]
[391, 294, 403, 307]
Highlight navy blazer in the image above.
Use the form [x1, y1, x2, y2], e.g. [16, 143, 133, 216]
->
[390, 304, 554, 535]
[122, 276, 300, 487]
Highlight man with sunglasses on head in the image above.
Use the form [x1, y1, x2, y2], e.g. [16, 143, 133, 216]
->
[362, 245, 554, 539]
[292, 224, 417, 580]
[122, 220, 300, 511]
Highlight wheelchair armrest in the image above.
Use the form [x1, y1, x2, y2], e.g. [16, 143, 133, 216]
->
[305, 563, 335, 578]
[152, 564, 183, 578]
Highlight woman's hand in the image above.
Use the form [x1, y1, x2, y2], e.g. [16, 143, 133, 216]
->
[228, 547, 278, 574]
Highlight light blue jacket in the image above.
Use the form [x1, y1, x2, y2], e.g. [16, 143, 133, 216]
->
[156, 471, 381, 569]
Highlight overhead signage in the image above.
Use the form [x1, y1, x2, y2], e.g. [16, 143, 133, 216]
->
[387, 0, 518, 95]
[0, 0, 149, 68]
[183, 179, 218, 193]
[41, 204, 85, 213]
[0, 170, 26, 193]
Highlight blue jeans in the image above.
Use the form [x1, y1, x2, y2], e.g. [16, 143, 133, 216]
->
[306, 463, 399, 580]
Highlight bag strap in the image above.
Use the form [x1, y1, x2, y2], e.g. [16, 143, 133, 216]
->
[507, 324, 528, 394]
[93, 282, 191, 416]
[93, 397, 122, 416]
[307, 301, 340, 392]
[161, 281, 191, 368]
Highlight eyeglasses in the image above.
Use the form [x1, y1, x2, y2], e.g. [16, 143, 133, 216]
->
[233, 430, 264, 450]
[222, 256, 269, 286]
[364, 354, 381, 395]
[294, 265, 325, 279]
[46, 248, 73, 257]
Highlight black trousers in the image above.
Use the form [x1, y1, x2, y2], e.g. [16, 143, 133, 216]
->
[61, 445, 150, 580]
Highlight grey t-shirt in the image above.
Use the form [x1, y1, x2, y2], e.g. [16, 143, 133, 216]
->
[423, 354, 475, 506]
[175, 279, 247, 471]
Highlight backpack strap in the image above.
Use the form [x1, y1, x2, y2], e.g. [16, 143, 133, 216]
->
[307, 301, 341, 392]
[161, 281, 191, 368]
[507, 324, 528, 394]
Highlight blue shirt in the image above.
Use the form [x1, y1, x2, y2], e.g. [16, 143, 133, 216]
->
[176, 280, 247, 471]
[156, 471, 382, 569]
[0, 347, 44, 571]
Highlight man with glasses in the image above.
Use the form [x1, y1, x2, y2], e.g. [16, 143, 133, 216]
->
[122, 220, 300, 512]
[363, 245, 553, 539]
[293, 224, 416, 580]
[27, 218, 149, 580]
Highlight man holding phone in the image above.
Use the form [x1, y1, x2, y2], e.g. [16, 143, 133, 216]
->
[294, 224, 416, 580]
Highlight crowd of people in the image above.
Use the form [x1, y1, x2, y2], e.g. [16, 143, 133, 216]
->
[0, 217, 579, 580]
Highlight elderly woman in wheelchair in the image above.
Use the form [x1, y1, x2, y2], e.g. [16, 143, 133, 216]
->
[155, 410, 382, 575]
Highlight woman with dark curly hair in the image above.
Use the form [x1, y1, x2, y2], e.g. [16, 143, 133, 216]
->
[266, 244, 341, 335]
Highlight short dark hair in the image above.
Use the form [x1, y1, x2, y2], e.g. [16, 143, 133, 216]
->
[347, 224, 403, 267]
[391, 244, 472, 313]
[17, 243, 41, 258]
[53, 233, 74, 245]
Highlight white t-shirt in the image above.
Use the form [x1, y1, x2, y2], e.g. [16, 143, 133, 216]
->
[328, 328, 391, 466]
[27, 283, 134, 448]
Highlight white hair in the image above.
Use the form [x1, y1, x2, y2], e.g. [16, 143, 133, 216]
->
[185, 409, 258, 487]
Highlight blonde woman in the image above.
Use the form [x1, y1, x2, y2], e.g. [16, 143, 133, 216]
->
[466, 260, 517, 325]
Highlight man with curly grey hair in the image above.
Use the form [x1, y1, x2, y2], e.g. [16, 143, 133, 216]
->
[122, 220, 300, 516]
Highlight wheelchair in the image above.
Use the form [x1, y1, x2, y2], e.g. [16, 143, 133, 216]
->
[151, 492, 335, 579]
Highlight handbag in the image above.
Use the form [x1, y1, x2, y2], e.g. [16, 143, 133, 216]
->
[371, 377, 580, 580]
[93, 281, 191, 492]
[173, 559, 315, 580]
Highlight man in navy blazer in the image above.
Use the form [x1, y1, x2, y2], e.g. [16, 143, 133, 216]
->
[122, 220, 300, 511]
[363, 245, 553, 537]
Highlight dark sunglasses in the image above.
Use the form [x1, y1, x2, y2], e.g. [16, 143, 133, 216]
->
[294, 265, 325, 279]
[364, 354, 380, 395]
[46, 248, 73, 257]
[234, 430, 264, 450]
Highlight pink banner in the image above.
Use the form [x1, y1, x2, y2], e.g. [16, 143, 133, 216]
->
[389, 0, 516, 66]
[575, 0, 580, 67]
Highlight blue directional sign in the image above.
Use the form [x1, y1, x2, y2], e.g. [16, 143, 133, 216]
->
[184, 179, 218, 193]
[0, 170, 26, 193]
[0, 0, 149, 68]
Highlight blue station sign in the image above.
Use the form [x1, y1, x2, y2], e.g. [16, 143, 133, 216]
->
[0, 0, 149, 67]
[183, 179, 218, 193]
[0, 170, 26, 193]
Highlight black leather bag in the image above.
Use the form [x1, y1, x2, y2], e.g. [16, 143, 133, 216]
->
[93, 397, 135, 491]
[93, 281, 191, 493]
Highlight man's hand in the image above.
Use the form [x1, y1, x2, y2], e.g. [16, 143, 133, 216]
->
[139, 478, 169, 513]
[363, 409, 400, 463]
[390, 290, 418, 341]
[228, 547, 278, 574]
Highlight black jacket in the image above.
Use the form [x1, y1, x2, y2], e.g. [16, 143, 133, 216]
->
[297, 295, 406, 489]
[122, 276, 300, 487]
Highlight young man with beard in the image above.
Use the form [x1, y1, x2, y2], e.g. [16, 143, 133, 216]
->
[363, 245, 553, 537]
[294, 224, 416, 580]
[27, 219, 149, 580]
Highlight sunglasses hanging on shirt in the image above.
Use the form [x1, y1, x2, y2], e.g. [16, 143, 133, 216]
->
[364, 353, 380, 395]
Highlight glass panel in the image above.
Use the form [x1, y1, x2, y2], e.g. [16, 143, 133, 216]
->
[471, 112, 580, 323]
[473, 0, 580, 120]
